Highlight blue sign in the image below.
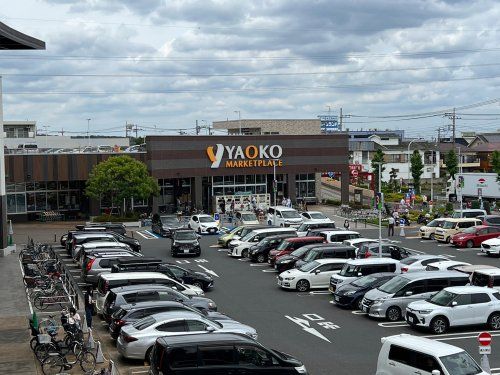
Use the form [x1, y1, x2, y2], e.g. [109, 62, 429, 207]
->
[318, 115, 340, 133]
[328, 171, 335, 178]
[214, 213, 220, 221]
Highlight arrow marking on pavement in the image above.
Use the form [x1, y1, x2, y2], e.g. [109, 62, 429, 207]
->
[198, 265, 219, 278]
[285, 315, 331, 343]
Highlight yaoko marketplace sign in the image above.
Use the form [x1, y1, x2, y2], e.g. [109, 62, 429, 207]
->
[206, 143, 283, 169]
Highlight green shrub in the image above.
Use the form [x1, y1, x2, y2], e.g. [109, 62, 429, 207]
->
[325, 199, 342, 206]
[445, 202, 453, 213]
[93, 214, 140, 223]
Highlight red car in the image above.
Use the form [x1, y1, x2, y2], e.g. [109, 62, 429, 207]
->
[267, 236, 324, 267]
[451, 225, 500, 248]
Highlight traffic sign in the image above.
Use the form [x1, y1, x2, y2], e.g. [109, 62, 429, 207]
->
[479, 346, 491, 355]
[328, 171, 335, 178]
[478, 332, 492, 346]
[352, 170, 359, 178]
[214, 213, 220, 221]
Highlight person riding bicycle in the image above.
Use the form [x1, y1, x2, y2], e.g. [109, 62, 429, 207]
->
[68, 307, 81, 330]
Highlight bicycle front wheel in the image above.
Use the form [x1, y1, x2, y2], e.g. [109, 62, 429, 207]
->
[41, 354, 64, 375]
[79, 351, 96, 374]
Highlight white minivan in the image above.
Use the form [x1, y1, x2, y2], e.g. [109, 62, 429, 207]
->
[228, 227, 297, 257]
[320, 230, 361, 243]
[267, 206, 303, 228]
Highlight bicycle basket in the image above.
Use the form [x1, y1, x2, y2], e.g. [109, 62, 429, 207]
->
[37, 334, 51, 344]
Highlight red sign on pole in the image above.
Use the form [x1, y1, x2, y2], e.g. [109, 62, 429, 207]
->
[352, 170, 359, 178]
[478, 332, 492, 346]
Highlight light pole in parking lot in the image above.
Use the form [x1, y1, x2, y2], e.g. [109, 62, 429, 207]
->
[374, 162, 383, 257]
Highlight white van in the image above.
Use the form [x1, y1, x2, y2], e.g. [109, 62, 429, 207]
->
[376, 334, 488, 375]
[228, 227, 297, 257]
[470, 268, 500, 291]
[267, 206, 303, 228]
[452, 209, 487, 218]
[95, 272, 204, 314]
[433, 218, 482, 243]
[320, 230, 361, 243]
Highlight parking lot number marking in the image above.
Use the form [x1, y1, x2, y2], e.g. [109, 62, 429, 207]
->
[198, 265, 220, 278]
[317, 322, 340, 330]
[176, 260, 191, 264]
[194, 259, 209, 263]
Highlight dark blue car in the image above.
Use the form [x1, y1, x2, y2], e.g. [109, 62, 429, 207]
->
[332, 272, 395, 310]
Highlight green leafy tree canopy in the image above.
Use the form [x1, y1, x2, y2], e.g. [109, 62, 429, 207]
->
[86, 155, 159, 211]
[445, 149, 458, 180]
[491, 150, 500, 182]
[410, 150, 424, 193]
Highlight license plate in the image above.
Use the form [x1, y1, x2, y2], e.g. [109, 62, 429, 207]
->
[362, 305, 368, 313]
[184, 249, 189, 253]
[334, 296, 340, 302]
[278, 280, 282, 286]
[408, 315, 414, 324]
[274, 264, 277, 269]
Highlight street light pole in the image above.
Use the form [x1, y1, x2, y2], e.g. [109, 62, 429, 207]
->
[86, 118, 91, 146]
[234, 111, 241, 135]
[378, 162, 382, 258]
[273, 160, 277, 226]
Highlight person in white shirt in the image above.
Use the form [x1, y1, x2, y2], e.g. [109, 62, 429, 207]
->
[388, 215, 395, 237]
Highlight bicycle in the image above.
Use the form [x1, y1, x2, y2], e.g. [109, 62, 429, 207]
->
[41, 346, 96, 375]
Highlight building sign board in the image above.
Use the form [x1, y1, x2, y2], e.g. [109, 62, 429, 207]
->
[206, 144, 283, 169]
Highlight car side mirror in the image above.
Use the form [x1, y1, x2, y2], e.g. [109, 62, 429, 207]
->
[451, 301, 457, 307]
[172, 286, 178, 290]
[358, 272, 363, 276]
[404, 291, 413, 296]
[314, 269, 321, 274]
[206, 326, 215, 332]
[432, 370, 441, 375]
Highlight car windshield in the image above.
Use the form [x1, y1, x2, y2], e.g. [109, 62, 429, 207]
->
[240, 231, 257, 242]
[310, 212, 327, 219]
[302, 249, 319, 262]
[161, 217, 178, 225]
[378, 276, 409, 294]
[276, 240, 291, 251]
[426, 219, 442, 228]
[442, 221, 456, 229]
[241, 213, 257, 221]
[351, 275, 379, 288]
[400, 257, 419, 265]
[199, 216, 215, 223]
[290, 246, 311, 257]
[430, 290, 457, 306]
[440, 351, 483, 375]
[175, 231, 197, 241]
[240, 228, 254, 237]
[299, 261, 320, 272]
[461, 227, 476, 234]
[297, 223, 309, 232]
[133, 316, 156, 330]
[339, 264, 360, 277]
[282, 211, 301, 219]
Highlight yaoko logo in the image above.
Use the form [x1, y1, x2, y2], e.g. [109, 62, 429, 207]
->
[206, 143, 283, 169]
[477, 177, 487, 187]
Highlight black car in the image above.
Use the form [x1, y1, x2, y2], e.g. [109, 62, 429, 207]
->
[332, 272, 396, 310]
[109, 232, 141, 252]
[109, 301, 230, 339]
[171, 229, 201, 257]
[248, 234, 296, 263]
[294, 244, 356, 269]
[111, 258, 214, 291]
[274, 243, 331, 273]
[357, 243, 412, 260]
[76, 223, 126, 235]
[152, 215, 184, 237]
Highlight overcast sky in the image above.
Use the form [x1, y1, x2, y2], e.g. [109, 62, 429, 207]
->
[1, 0, 500, 138]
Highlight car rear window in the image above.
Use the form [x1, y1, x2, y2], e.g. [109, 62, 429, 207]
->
[133, 316, 156, 330]
[112, 308, 127, 320]
[400, 257, 418, 265]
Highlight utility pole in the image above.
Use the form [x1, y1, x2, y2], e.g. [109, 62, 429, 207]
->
[452, 107, 456, 145]
[195, 120, 200, 135]
[125, 122, 129, 137]
[339, 107, 343, 131]
[86, 118, 91, 146]
[134, 124, 138, 138]
[444, 109, 460, 145]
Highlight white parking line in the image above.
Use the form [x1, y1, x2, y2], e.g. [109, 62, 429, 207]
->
[249, 264, 268, 267]
[351, 310, 367, 315]
[309, 291, 331, 295]
[262, 269, 278, 273]
[421, 330, 498, 339]
[135, 231, 149, 239]
[209, 245, 221, 248]
[378, 322, 409, 328]
[238, 258, 250, 262]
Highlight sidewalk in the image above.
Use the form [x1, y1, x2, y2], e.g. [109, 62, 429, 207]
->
[0, 253, 38, 374]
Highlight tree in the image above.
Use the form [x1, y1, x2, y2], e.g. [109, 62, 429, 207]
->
[445, 149, 458, 180]
[410, 150, 424, 193]
[389, 168, 398, 192]
[86, 155, 159, 214]
[371, 149, 386, 192]
[491, 150, 500, 182]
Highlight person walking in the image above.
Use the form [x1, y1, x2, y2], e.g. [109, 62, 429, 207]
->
[388, 215, 395, 237]
[84, 286, 94, 330]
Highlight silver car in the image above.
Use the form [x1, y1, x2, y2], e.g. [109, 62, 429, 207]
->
[117, 311, 258, 360]
[82, 251, 140, 285]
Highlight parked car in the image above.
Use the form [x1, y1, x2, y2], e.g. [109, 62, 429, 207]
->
[248, 234, 296, 263]
[109, 301, 230, 339]
[76, 241, 131, 264]
[107, 232, 141, 252]
[267, 206, 303, 227]
[217, 225, 269, 248]
[362, 271, 470, 321]
[277, 259, 347, 292]
[329, 258, 402, 293]
[406, 286, 500, 334]
[357, 243, 412, 260]
[478, 214, 500, 227]
[82, 252, 141, 285]
[273, 244, 347, 273]
[400, 255, 449, 273]
[305, 227, 343, 237]
[425, 260, 471, 271]
[268, 236, 324, 263]
[481, 236, 500, 256]
[320, 230, 361, 243]
[189, 214, 219, 234]
[170, 229, 201, 257]
[152, 215, 184, 237]
[76, 222, 127, 235]
[454, 264, 498, 277]
[102, 284, 217, 323]
[229, 227, 297, 258]
[470, 268, 500, 290]
[117, 311, 257, 360]
[149, 333, 308, 375]
[294, 244, 357, 269]
[452, 209, 487, 218]
[70, 232, 122, 259]
[333, 273, 396, 310]
[296, 220, 335, 237]
[234, 211, 260, 225]
[376, 334, 488, 375]
[451, 225, 500, 248]
[300, 210, 329, 221]
[419, 218, 446, 240]
[434, 218, 482, 243]
[342, 238, 379, 251]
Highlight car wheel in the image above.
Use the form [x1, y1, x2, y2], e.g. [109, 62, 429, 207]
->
[354, 297, 363, 311]
[430, 316, 448, 334]
[145, 346, 154, 364]
[280, 223, 284, 227]
[242, 249, 249, 258]
[296, 280, 310, 292]
[466, 240, 474, 248]
[188, 224, 191, 229]
[198, 228, 202, 235]
[445, 236, 450, 244]
[256, 254, 266, 263]
[268, 220, 272, 226]
[488, 312, 500, 330]
[429, 233, 435, 240]
[192, 281, 204, 289]
[386, 306, 402, 322]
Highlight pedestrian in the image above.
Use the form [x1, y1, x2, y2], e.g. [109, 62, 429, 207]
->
[286, 197, 292, 208]
[388, 215, 395, 237]
[84, 286, 94, 330]
[230, 199, 235, 213]
[69, 307, 81, 330]
[304, 199, 308, 211]
[343, 219, 350, 230]
[282, 197, 287, 206]
[219, 197, 226, 214]
[393, 211, 399, 226]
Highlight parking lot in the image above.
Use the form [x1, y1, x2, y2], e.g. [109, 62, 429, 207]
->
[49, 217, 499, 375]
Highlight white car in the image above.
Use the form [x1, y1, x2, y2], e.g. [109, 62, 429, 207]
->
[296, 220, 335, 237]
[481, 236, 500, 256]
[234, 211, 260, 225]
[406, 286, 500, 334]
[400, 255, 448, 273]
[425, 260, 471, 271]
[277, 258, 347, 292]
[300, 211, 329, 222]
[189, 214, 219, 234]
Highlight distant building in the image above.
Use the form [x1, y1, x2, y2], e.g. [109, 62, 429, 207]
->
[212, 119, 321, 135]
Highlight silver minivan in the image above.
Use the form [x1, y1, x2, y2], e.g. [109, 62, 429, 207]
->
[362, 271, 470, 321]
